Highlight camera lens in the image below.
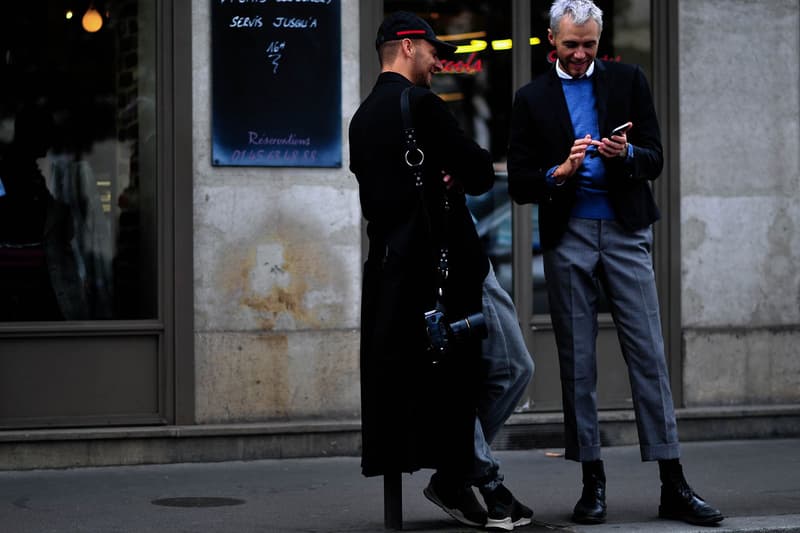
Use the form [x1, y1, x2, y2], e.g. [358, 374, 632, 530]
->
[449, 312, 487, 341]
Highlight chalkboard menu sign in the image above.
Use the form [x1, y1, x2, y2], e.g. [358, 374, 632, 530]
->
[211, 0, 341, 168]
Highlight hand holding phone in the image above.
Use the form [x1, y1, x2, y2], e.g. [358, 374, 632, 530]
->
[610, 121, 632, 137]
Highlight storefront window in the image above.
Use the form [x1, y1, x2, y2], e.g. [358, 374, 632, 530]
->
[0, 1, 157, 321]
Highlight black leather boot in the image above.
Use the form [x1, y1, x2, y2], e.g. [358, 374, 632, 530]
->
[572, 460, 607, 524]
[658, 459, 724, 526]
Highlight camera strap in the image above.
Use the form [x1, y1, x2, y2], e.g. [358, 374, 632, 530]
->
[400, 86, 449, 300]
[400, 87, 425, 189]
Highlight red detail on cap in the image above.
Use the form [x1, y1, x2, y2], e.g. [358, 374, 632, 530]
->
[396, 30, 426, 36]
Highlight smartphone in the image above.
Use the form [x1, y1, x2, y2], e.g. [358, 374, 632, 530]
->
[610, 122, 632, 137]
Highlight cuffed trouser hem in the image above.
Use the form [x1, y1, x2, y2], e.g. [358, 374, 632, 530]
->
[475, 474, 503, 493]
[640, 443, 681, 462]
[468, 462, 502, 490]
[565, 444, 602, 462]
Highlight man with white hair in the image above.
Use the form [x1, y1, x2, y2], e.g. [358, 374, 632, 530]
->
[508, 0, 723, 527]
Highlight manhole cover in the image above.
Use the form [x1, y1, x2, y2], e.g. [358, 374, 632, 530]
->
[151, 497, 246, 508]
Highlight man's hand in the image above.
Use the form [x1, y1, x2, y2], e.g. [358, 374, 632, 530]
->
[593, 122, 633, 159]
[553, 134, 594, 183]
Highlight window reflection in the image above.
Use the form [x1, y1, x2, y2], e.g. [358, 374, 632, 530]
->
[0, 1, 157, 321]
[530, 0, 652, 78]
[385, 0, 512, 162]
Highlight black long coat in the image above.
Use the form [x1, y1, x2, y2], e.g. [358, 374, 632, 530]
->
[349, 72, 494, 477]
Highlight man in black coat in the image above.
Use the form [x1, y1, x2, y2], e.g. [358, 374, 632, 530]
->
[350, 11, 533, 530]
[508, 0, 722, 527]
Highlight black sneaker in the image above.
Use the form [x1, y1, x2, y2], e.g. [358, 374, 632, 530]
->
[423, 473, 487, 527]
[480, 483, 533, 531]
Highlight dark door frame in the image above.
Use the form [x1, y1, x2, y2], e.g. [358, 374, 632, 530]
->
[651, 0, 682, 406]
[170, 0, 195, 425]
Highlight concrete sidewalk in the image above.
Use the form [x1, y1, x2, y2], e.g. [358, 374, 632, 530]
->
[0, 438, 798, 532]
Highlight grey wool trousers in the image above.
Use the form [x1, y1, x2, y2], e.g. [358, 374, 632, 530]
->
[543, 217, 680, 462]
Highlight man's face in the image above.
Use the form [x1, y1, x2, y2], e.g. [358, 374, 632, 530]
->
[410, 39, 443, 88]
[548, 15, 600, 78]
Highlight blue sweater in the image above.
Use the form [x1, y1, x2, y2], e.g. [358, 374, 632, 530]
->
[560, 77, 615, 220]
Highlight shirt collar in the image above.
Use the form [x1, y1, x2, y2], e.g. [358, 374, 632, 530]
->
[555, 59, 595, 80]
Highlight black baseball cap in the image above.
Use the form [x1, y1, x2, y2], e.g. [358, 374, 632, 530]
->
[375, 11, 457, 60]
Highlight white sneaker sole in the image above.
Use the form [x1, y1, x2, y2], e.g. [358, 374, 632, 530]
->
[485, 515, 533, 531]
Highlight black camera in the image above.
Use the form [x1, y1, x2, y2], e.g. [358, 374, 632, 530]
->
[423, 307, 487, 362]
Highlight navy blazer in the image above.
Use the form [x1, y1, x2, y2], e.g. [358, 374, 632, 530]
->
[508, 60, 664, 250]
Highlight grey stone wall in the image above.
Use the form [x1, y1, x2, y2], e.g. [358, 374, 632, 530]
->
[186, 0, 800, 424]
[679, 0, 800, 405]
[191, 2, 362, 423]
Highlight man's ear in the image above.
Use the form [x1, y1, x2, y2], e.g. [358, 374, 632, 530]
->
[547, 28, 555, 46]
[400, 38, 414, 58]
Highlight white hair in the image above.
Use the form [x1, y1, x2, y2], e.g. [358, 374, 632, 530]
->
[550, 0, 604, 35]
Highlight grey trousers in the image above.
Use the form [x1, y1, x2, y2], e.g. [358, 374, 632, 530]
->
[543, 218, 680, 462]
[469, 264, 535, 489]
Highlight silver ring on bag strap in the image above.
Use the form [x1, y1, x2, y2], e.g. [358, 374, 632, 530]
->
[404, 147, 424, 167]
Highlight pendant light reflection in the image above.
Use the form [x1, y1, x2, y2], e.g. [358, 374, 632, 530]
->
[82, 7, 104, 33]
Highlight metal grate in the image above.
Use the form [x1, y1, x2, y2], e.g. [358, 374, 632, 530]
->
[151, 497, 246, 508]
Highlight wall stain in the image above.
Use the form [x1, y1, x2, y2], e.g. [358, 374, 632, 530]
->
[215, 232, 345, 330]
[217, 246, 256, 301]
[195, 332, 292, 422]
[682, 216, 707, 255]
[256, 333, 291, 418]
[242, 281, 320, 330]
[755, 207, 799, 320]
